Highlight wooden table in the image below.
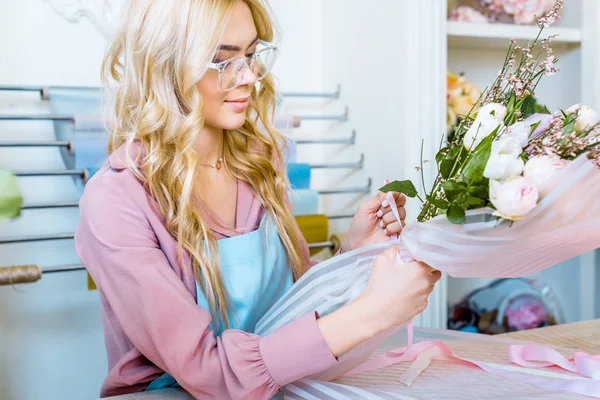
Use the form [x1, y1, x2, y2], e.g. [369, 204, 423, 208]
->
[106, 320, 599, 399]
[501, 318, 600, 354]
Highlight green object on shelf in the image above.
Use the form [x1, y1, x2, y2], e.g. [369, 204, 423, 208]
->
[0, 169, 23, 221]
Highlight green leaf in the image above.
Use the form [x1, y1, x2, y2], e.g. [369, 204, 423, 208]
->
[466, 195, 485, 207]
[440, 159, 455, 179]
[506, 95, 516, 116]
[450, 144, 463, 159]
[529, 120, 542, 135]
[380, 180, 418, 198]
[505, 112, 518, 127]
[468, 184, 488, 198]
[536, 104, 551, 114]
[447, 204, 466, 224]
[563, 120, 575, 134]
[427, 195, 450, 210]
[520, 96, 536, 118]
[459, 133, 494, 184]
[436, 147, 449, 163]
[441, 180, 466, 203]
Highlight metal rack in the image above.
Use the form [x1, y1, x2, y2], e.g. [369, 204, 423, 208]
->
[294, 130, 356, 145]
[298, 106, 349, 122]
[310, 154, 364, 170]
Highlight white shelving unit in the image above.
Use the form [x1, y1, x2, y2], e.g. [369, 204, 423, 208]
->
[443, 0, 599, 327]
[447, 20, 582, 49]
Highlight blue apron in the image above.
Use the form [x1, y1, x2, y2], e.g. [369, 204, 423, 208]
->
[146, 214, 293, 390]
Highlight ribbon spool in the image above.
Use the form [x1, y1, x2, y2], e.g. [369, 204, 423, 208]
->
[0, 265, 42, 285]
[330, 232, 347, 254]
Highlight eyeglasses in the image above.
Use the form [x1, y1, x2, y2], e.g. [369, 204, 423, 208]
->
[207, 40, 278, 92]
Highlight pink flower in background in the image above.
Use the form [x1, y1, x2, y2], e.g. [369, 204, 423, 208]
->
[449, 6, 489, 23]
[479, 0, 505, 13]
[505, 300, 546, 330]
[479, 0, 555, 25]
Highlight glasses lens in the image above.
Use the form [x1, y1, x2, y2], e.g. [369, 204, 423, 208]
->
[220, 58, 247, 91]
[252, 47, 277, 79]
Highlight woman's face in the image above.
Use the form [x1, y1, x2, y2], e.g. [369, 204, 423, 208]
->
[196, 0, 259, 131]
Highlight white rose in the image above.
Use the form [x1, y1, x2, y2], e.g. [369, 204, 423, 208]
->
[567, 104, 599, 132]
[505, 120, 532, 149]
[523, 155, 571, 189]
[483, 135, 524, 180]
[490, 177, 539, 221]
[477, 103, 507, 123]
[464, 115, 504, 151]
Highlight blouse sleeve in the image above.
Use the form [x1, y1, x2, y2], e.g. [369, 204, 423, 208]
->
[74, 173, 338, 399]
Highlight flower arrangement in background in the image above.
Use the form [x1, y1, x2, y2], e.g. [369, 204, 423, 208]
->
[449, 0, 557, 25]
[447, 71, 482, 135]
[449, 6, 489, 23]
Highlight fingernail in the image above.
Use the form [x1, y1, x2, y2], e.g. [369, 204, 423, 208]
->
[379, 220, 384, 228]
[382, 200, 389, 208]
[384, 179, 390, 184]
[376, 210, 383, 218]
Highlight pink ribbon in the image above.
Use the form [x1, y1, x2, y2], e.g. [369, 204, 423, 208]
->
[356, 191, 600, 397]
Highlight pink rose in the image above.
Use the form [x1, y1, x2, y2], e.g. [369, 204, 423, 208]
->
[523, 155, 570, 189]
[490, 177, 539, 221]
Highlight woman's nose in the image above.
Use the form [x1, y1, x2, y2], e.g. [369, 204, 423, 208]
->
[238, 60, 257, 87]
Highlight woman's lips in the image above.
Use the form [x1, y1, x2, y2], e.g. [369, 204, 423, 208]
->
[225, 97, 249, 112]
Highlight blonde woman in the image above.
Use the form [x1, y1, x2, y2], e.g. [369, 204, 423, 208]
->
[74, 0, 441, 398]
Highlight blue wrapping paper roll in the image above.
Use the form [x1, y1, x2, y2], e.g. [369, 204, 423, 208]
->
[281, 138, 297, 166]
[287, 189, 318, 216]
[73, 137, 109, 169]
[287, 163, 311, 189]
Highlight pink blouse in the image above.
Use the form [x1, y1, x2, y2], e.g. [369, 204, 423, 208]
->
[74, 142, 338, 399]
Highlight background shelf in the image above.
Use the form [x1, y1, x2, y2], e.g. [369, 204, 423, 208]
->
[447, 21, 582, 50]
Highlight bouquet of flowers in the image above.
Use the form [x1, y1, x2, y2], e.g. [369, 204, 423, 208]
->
[378, 0, 599, 278]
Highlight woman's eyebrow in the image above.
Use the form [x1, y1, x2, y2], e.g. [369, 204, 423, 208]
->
[218, 35, 259, 52]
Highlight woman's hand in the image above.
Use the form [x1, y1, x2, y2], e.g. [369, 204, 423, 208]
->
[317, 245, 441, 357]
[360, 245, 441, 331]
[341, 189, 407, 253]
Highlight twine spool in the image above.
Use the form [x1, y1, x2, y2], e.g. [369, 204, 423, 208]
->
[0, 265, 42, 285]
[330, 232, 347, 255]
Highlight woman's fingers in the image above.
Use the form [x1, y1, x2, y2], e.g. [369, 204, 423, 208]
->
[380, 206, 406, 226]
[384, 221, 403, 235]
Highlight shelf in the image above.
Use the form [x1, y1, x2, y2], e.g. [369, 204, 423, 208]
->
[447, 21, 582, 50]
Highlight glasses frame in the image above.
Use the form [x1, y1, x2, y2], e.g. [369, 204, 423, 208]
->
[207, 40, 278, 92]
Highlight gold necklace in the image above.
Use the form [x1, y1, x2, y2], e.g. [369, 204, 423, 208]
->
[199, 157, 223, 170]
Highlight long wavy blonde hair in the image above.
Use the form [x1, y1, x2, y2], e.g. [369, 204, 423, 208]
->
[101, 0, 305, 330]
